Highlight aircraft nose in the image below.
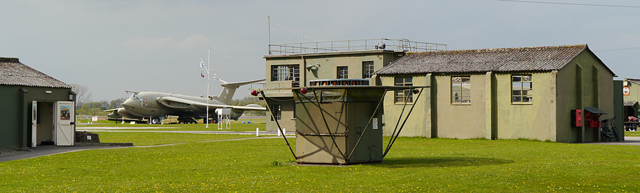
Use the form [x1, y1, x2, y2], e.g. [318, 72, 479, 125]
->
[122, 99, 137, 109]
[117, 107, 128, 114]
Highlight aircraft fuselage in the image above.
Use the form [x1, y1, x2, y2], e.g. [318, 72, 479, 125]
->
[122, 92, 225, 118]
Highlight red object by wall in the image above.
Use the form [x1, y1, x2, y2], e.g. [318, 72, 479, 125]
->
[572, 109, 583, 127]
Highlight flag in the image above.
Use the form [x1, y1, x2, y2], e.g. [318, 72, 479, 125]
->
[201, 72, 205, 78]
[200, 58, 206, 69]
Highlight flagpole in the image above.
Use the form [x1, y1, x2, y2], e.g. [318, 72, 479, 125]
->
[206, 48, 210, 128]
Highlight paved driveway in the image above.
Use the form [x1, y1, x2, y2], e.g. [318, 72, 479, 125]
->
[584, 136, 640, 145]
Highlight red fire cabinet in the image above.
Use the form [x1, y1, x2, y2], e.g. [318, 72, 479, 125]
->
[571, 109, 583, 127]
[583, 107, 607, 128]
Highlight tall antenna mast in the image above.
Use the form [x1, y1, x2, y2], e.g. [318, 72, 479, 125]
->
[268, 15, 271, 55]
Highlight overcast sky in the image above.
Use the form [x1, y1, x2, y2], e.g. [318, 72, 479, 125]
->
[1, 0, 639, 102]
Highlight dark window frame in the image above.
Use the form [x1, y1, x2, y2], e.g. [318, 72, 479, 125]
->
[271, 65, 300, 83]
[270, 104, 282, 121]
[394, 77, 413, 104]
[362, 61, 375, 79]
[337, 66, 349, 79]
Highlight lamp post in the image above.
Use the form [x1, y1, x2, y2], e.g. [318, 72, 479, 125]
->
[206, 49, 211, 128]
[201, 49, 212, 128]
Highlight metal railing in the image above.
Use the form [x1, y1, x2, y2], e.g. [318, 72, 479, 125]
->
[268, 38, 446, 55]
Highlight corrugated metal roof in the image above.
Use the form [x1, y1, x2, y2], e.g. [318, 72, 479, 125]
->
[627, 78, 640, 85]
[624, 101, 638, 107]
[0, 57, 71, 88]
[376, 44, 598, 75]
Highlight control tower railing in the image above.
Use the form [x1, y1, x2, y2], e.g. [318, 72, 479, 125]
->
[268, 38, 446, 55]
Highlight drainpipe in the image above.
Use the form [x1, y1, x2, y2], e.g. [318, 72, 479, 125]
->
[301, 56, 306, 87]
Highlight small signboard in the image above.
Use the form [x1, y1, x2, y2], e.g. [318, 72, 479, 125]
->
[623, 86, 630, 96]
[373, 118, 378, 129]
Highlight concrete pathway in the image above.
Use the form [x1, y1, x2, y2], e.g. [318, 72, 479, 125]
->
[0, 136, 286, 162]
[78, 127, 296, 135]
[583, 136, 640, 146]
[0, 145, 128, 162]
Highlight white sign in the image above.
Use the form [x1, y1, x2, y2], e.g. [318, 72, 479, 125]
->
[373, 118, 378, 129]
[91, 116, 98, 122]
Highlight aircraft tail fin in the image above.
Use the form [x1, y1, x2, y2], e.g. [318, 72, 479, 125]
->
[217, 79, 265, 104]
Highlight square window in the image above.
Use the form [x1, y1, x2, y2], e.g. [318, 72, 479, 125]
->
[512, 74, 533, 103]
[270, 104, 281, 121]
[452, 76, 471, 104]
[337, 66, 348, 79]
[362, 61, 374, 79]
[395, 77, 413, 103]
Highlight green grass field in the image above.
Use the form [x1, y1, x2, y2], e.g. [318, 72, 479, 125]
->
[1, 130, 639, 192]
[626, 131, 640, 137]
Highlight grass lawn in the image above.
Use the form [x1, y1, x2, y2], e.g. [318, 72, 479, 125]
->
[1, 134, 639, 192]
[626, 131, 640, 137]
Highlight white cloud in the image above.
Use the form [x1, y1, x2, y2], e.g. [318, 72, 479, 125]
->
[179, 34, 213, 50]
[122, 36, 174, 49]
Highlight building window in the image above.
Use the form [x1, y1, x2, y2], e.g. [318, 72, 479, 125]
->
[451, 76, 471, 103]
[395, 77, 413, 103]
[362, 61, 374, 78]
[270, 104, 281, 121]
[337, 66, 348, 79]
[271, 65, 300, 82]
[512, 75, 533, 103]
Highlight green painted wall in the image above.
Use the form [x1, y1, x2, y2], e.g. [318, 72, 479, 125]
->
[493, 72, 557, 141]
[433, 74, 488, 139]
[0, 85, 73, 149]
[380, 75, 430, 137]
[613, 80, 624, 141]
[264, 98, 296, 133]
[0, 86, 23, 149]
[555, 51, 615, 142]
[364, 49, 615, 142]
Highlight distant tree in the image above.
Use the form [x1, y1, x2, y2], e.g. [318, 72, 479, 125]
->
[236, 96, 266, 116]
[98, 100, 109, 110]
[70, 83, 92, 109]
[109, 98, 127, 109]
[77, 102, 108, 116]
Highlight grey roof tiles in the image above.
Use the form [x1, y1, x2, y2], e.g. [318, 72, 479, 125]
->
[376, 44, 599, 75]
[0, 57, 71, 88]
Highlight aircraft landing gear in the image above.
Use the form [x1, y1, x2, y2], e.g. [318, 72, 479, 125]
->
[151, 117, 161, 124]
[177, 117, 197, 124]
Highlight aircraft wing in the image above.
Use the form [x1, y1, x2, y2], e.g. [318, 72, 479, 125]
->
[104, 108, 120, 112]
[156, 96, 266, 111]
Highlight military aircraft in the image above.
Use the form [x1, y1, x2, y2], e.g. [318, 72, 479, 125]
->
[107, 79, 266, 124]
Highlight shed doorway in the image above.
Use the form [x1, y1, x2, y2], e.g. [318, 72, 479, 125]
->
[32, 101, 54, 147]
[31, 101, 75, 147]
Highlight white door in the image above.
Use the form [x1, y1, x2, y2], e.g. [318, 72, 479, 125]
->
[54, 101, 74, 146]
[31, 101, 37, 147]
